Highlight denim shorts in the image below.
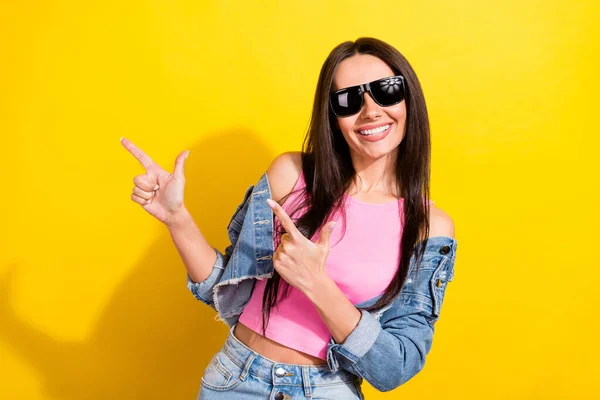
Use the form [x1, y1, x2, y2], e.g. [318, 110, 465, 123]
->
[197, 323, 365, 399]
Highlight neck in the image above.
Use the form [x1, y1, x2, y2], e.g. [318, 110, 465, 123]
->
[348, 149, 399, 196]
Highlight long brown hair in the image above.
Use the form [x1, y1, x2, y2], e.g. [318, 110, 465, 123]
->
[262, 37, 432, 335]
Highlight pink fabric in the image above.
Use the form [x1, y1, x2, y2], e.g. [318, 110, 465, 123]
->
[238, 170, 433, 360]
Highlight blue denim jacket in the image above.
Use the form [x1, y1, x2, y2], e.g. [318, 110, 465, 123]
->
[187, 172, 458, 392]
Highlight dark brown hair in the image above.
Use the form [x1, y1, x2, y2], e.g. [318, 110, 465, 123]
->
[262, 37, 432, 335]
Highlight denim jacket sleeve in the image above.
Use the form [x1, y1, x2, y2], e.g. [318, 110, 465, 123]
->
[186, 245, 232, 311]
[186, 184, 255, 311]
[326, 237, 458, 392]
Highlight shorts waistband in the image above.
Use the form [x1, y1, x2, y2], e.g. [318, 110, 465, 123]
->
[223, 323, 358, 394]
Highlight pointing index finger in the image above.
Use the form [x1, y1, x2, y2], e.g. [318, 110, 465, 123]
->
[120, 137, 156, 170]
[267, 199, 302, 240]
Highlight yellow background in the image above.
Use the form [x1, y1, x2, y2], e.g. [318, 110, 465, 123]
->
[1, 1, 598, 398]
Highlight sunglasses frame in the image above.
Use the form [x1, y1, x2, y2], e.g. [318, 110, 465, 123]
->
[329, 75, 406, 117]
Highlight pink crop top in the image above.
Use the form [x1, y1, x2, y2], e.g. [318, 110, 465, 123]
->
[238, 170, 433, 360]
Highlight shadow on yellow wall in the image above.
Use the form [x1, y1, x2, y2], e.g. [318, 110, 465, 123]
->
[0, 129, 274, 399]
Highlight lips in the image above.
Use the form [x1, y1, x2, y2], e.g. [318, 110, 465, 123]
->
[356, 123, 393, 142]
[357, 124, 390, 136]
[355, 122, 393, 133]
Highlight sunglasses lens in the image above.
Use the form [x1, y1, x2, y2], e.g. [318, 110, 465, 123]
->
[370, 76, 405, 106]
[330, 87, 363, 117]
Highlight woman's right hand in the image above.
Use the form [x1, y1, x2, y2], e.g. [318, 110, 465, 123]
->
[120, 137, 190, 226]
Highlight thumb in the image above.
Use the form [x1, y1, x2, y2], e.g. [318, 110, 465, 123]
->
[173, 150, 190, 180]
[318, 221, 337, 249]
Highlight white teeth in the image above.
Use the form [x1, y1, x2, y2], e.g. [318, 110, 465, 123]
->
[358, 124, 390, 135]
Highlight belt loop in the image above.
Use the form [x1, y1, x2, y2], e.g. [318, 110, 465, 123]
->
[240, 353, 256, 382]
[302, 366, 312, 397]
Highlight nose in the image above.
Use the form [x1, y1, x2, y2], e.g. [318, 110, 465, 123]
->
[360, 92, 382, 120]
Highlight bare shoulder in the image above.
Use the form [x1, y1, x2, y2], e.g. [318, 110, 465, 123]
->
[266, 151, 303, 204]
[428, 204, 456, 239]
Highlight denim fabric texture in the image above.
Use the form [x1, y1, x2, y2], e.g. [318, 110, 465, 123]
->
[198, 323, 364, 399]
[188, 172, 458, 392]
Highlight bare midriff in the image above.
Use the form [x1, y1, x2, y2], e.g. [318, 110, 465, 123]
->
[233, 322, 327, 366]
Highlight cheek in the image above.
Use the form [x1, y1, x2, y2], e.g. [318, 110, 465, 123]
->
[336, 117, 358, 134]
[338, 118, 354, 132]
[388, 103, 407, 121]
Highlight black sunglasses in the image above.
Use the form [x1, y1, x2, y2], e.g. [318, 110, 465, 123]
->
[329, 75, 406, 117]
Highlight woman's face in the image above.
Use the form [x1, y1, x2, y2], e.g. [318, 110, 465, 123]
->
[332, 54, 407, 161]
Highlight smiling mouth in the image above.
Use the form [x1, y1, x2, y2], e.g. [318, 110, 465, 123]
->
[357, 123, 391, 136]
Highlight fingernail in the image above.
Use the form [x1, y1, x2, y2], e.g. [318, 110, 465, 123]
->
[153, 184, 159, 191]
[146, 199, 151, 204]
[185, 150, 190, 159]
[266, 199, 275, 207]
[329, 221, 337, 232]
[120, 137, 124, 142]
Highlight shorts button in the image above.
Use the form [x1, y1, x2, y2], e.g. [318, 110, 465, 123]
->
[440, 245, 451, 255]
[275, 367, 286, 377]
[275, 392, 285, 400]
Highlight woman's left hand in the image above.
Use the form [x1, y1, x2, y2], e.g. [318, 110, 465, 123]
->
[266, 198, 337, 294]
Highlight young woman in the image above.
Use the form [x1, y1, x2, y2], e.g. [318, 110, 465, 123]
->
[122, 37, 457, 399]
